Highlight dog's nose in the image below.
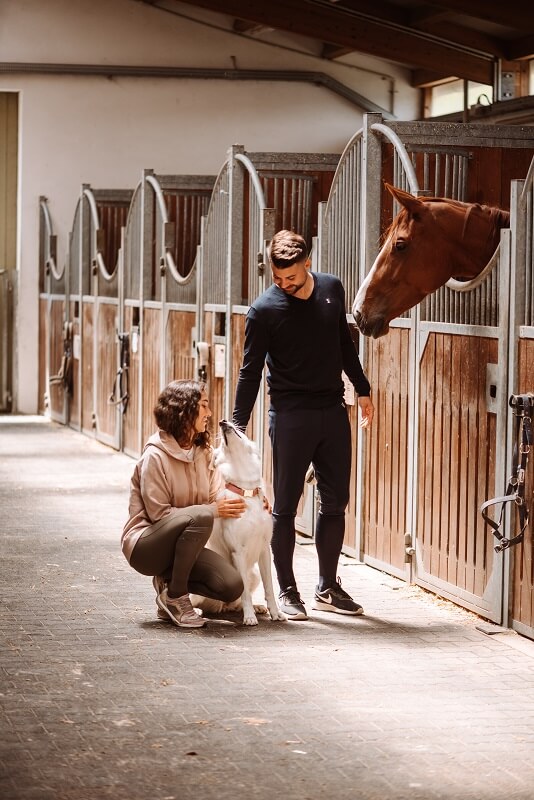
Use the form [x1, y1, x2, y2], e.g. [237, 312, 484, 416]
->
[219, 420, 230, 431]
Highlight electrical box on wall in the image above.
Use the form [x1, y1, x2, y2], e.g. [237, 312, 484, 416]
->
[214, 344, 226, 378]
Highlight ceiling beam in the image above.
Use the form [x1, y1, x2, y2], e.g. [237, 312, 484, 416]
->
[411, 21, 506, 59]
[505, 34, 534, 61]
[424, 0, 534, 32]
[180, 0, 495, 84]
[322, 44, 355, 60]
[411, 69, 460, 89]
[326, 1, 506, 62]
[327, 0, 405, 26]
[233, 20, 273, 35]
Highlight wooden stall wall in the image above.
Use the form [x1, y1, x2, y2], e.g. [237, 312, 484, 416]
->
[122, 304, 141, 457]
[38, 200, 69, 423]
[121, 182, 144, 458]
[77, 188, 132, 445]
[38, 202, 50, 415]
[92, 193, 131, 449]
[510, 167, 534, 638]
[164, 310, 196, 385]
[417, 334, 498, 602]
[363, 326, 410, 575]
[320, 116, 534, 621]
[67, 201, 85, 432]
[37, 121, 534, 635]
[235, 152, 339, 529]
[367, 123, 533, 621]
[162, 175, 214, 390]
[141, 306, 161, 447]
[511, 339, 534, 635]
[81, 301, 94, 435]
[38, 300, 47, 415]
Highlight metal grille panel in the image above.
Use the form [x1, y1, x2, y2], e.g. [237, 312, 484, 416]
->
[324, 134, 362, 312]
[123, 185, 143, 301]
[202, 164, 230, 306]
[420, 257, 500, 327]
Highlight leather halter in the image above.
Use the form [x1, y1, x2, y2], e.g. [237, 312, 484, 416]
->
[225, 482, 261, 498]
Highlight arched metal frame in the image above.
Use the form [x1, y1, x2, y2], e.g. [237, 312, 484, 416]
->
[318, 113, 533, 628]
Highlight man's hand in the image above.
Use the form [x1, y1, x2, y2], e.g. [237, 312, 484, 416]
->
[358, 396, 374, 429]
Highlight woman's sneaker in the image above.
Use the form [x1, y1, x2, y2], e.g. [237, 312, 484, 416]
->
[152, 575, 169, 620]
[313, 578, 364, 615]
[156, 588, 206, 628]
[278, 586, 308, 621]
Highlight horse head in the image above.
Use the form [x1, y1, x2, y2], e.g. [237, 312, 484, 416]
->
[353, 183, 509, 338]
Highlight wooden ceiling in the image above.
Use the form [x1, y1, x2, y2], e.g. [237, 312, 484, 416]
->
[170, 0, 534, 88]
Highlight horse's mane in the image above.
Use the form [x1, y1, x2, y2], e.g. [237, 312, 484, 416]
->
[381, 195, 510, 246]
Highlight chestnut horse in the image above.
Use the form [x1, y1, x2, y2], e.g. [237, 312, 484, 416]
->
[352, 183, 510, 338]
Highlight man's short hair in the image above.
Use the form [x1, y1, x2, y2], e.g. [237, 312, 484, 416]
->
[269, 230, 308, 269]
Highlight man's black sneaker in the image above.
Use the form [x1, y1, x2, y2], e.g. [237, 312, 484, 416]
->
[313, 579, 364, 615]
[279, 586, 308, 620]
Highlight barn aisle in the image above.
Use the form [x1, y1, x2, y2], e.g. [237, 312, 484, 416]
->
[2, 416, 534, 800]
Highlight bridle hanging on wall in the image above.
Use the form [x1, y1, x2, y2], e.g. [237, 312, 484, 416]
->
[481, 393, 533, 552]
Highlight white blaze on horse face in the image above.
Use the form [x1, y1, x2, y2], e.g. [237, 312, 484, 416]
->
[352, 233, 391, 318]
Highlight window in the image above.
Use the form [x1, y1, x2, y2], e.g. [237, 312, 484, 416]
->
[426, 80, 493, 118]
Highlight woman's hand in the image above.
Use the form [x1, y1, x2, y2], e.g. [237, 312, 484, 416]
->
[217, 496, 246, 518]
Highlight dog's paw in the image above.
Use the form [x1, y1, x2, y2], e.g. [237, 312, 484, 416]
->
[243, 614, 259, 626]
[253, 603, 268, 615]
[269, 608, 287, 621]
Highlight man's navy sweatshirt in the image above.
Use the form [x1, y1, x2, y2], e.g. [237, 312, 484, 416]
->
[233, 272, 371, 431]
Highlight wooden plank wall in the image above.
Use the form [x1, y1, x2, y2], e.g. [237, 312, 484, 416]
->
[511, 339, 534, 631]
[48, 300, 66, 421]
[68, 302, 80, 429]
[95, 301, 118, 445]
[142, 308, 161, 446]
[382, 143, 534, 210]
[0, 93, 17, 271]
[121, 305, 141, 457]
[97, 203, 129, 274]
[363, 327, 409, 574]
[38, 299, 48, 415]
[418, 334, 497, 595]
[164, 310, 196, 385]
[81, 302, 94, 435]
[202, 311, 225, 442]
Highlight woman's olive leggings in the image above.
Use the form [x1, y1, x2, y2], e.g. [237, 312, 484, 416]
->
[130, 504, 243, 601]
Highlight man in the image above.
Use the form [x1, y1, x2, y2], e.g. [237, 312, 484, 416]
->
[233, 230, 374, 620]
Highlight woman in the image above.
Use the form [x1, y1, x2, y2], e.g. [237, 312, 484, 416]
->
[122, 380, 245, 628]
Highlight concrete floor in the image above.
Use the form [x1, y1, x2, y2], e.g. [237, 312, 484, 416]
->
[1, 416, 534, 800]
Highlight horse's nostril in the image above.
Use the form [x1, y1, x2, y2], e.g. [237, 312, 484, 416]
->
[353, 310, 365, 330]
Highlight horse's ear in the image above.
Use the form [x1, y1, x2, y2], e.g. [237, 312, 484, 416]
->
[385, 183, 426, 218]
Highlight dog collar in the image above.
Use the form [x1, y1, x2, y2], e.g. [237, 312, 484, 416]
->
[225, 482, 261, 498]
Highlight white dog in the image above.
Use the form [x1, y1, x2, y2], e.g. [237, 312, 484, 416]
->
[191, 420, 285, 626]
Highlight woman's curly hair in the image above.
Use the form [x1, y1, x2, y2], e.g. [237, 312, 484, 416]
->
[153, 380, 210, 449]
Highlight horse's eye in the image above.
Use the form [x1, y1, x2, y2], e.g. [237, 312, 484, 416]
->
[395, 239, 407, 251]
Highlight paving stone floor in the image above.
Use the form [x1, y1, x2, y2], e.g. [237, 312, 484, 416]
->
[2, 416, 534, 800]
